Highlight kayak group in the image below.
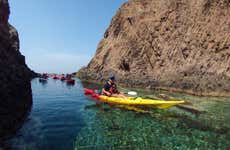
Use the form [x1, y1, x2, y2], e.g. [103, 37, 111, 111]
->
[39, 73, 185, 108]
[39, 73, 75, 85]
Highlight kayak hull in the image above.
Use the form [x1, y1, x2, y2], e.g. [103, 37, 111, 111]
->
[84, 88, 184, 109]
[67, 79, 75, 84]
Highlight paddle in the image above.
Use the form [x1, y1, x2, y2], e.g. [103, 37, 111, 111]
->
[118, 86, 138, 96]
[127, 91, 137, 96]
[92, 89, 137, 96]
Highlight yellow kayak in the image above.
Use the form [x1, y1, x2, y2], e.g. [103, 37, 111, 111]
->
[84, 88, 185, 109]
[99, 96, 184, 109]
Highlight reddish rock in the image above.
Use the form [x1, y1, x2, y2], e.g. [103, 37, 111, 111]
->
[78, 0, 230, 97]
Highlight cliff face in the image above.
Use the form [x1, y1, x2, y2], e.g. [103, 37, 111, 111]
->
[78, 0, 230, 96]
[0, 0, 35, 141]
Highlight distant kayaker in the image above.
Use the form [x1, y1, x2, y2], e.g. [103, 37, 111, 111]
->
[102, 75, 127, 99]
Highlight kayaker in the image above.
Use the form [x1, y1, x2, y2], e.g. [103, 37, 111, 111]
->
[102, 75, 127, 99]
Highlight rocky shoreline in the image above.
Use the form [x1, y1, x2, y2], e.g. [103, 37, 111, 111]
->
[0, 0, 37, 143]
[77, 0, 230, 97]
[78, 77, 230, 97]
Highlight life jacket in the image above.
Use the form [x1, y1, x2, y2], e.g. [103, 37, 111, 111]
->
[109, 83, 118, 94]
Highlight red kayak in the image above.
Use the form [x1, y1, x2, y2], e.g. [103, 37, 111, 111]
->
[67, 79, 75, 85]
[53, 76, 59, 80]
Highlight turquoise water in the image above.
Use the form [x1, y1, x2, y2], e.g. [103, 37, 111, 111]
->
[5, 78, 230, 149]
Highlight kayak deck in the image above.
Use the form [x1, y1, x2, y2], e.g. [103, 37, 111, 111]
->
[84, 88, 184, 109]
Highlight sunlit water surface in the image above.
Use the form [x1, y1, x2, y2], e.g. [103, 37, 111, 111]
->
[5, 78, 230, 149]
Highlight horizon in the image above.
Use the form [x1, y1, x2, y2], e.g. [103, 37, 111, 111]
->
[9, 0, 127, 74]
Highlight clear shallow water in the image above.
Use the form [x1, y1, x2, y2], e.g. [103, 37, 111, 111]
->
[5, 78, 230, 149]
[7, 78, 92, 150]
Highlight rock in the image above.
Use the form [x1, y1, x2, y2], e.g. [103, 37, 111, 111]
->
[158, 94, 172, 100]
[77, 0, 230, 97]
[0, 0, 37, 142]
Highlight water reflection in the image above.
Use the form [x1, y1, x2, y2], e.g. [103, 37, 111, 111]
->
[1, 91, 32, 149]
[6, 78, 88, 150]
[81, 81, 103, 90]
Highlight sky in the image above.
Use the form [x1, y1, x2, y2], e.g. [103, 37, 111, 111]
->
[9, 0, 127, 73]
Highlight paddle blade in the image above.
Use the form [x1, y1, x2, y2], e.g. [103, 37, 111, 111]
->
[127, 91, 137, 96]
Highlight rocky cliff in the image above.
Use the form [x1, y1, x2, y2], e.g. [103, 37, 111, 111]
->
[77, 0, 230, 97]
[0, 0, 35, 142]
